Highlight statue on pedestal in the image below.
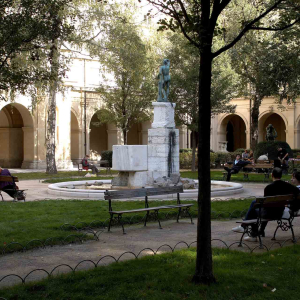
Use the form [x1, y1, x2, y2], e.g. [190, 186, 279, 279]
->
[266, 124, 277, 141]
[157, 59, 170, 102]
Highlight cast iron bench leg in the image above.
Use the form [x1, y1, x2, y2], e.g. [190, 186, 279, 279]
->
[289, 218, 296, 243]
[117, 214, 126, 234]
[176, 207, 181, 223]
[184, 207, 194, 224]
[258, 234, 263, 249]
[238, 231, 246, 247]
[271, 223, 280, 241]
[154, 210, 162, 229]
[108, 213, 114, 232]
[144, 211, 149, 227]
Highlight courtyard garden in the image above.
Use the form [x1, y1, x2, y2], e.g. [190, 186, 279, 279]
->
[0, 198, 253, 254]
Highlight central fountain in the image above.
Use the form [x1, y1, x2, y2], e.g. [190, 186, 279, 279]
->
[48, 59, 243, 198]
[111, 101, 180, 189]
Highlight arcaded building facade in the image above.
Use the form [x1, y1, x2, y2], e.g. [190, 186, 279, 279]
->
[0, 55, 188, 169]
[1, 52, 299, 169]
[211, 97, 300, 152]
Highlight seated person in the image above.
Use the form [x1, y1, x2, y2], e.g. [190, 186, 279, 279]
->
[274, 147, 289, 172]
[248, 150, 254, 161]
[224, 154, 252, 181]
[232, 168, 300, 242]
[0, 166, 24, 201]
[282, 171, 300, 218]
[242, 149, 249, 160]
[81, 155, 99, 175]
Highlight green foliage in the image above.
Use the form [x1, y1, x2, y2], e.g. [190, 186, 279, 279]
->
[254, 141, 293, 160]
[210, 152, 218, 166]
[0, 0, 75, 100]
[179, 149, 192, 153]
[180, 151, 197, 169]
[292, 149, 300, 156]
[101, 150, 113, 167]
[166, 33, 236, 131]
[88, 2, 156, 143]
[214, 152, 232, 165]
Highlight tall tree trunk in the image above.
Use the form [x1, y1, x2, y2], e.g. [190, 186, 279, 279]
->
[123, 129, 128, 145]
[192, 42, 215, 283]
[46, 39, 59, 174]
[250, 95, 261, 151]
[191, 130, 197, 172]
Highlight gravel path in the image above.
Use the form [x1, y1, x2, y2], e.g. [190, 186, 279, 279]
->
[1, 217, 300, 289]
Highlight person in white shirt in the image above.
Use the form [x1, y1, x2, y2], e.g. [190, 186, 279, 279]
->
[281, 171, 300, 219]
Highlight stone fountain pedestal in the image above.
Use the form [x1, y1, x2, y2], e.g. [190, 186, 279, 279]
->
[112, 102, 180, 188]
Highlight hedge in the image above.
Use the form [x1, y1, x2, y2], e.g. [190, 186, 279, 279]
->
[254, 141, 293, 160]
[101, 150, 113, 167]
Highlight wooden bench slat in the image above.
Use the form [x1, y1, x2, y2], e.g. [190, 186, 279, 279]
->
[105, 186, 184, 199]
[110, 204, 193, 214]
[0, 176, 19, 183]
[105, 189, 147, 199]
[146, 186, 183, 196]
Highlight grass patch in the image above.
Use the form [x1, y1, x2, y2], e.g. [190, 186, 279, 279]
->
[0, 199, 252, 253]
[11, 170, 118, 181]
[181, 170, 291, 182]
[1, 245, 300, 299]
[42, 176, 113, 184]
[11, 170, 288, 182]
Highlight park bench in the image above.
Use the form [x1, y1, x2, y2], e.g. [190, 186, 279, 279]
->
[242, 162, 273, 182]
[78, 163, 89, 174]
[222, 161, 274, 181]
[0, 175, 26, 202]
[104, 185, 194, 234]
[235, 194, 300, 248]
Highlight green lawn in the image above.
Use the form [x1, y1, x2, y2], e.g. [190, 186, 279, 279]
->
[1, 245, 300, 299]
[11, 170, 290, 183]
[181, 170, 291, 182]
[0, 199, 252, 253]
[11, 170, 117, 181]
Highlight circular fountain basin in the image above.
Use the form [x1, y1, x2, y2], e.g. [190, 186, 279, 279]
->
[48, 180, 243, 199]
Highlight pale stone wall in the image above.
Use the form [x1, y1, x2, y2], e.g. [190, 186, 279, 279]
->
[211, 97, 300, 152]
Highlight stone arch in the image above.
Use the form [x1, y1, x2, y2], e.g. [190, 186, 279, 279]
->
[258, 111, 287, 142]
[70, 110, 81, 161]
[0, 103, 34, 168]
[218, 114, 247, 151]
[89, 110, 108, 158]
[128, 117, 151, 145]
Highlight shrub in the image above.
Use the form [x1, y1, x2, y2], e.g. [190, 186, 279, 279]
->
[215, 152, 232, 165]
[254, 141, 293, 160]
[179, 148, 192, 153]
[210, 152, 218, 167]
[292, 149, 300, 156]
[101, 150, 113, 167]
[180, 151, 217, 169]
[180, 151, 197, 169]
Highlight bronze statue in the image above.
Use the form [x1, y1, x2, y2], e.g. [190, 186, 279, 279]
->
[266, 124, 277, 141]
[157, 59, 170, 102]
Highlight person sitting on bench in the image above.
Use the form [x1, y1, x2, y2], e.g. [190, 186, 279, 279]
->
[81, 155, 99, 175]
[232, 168, 300, 242]
[0, 166, 24, 201]
[224, 154, 252, 181]
[274, 147, 289, 173]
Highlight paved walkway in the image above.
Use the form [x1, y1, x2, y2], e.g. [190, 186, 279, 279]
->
[1, 178, 268, 201]
[1, 217, 300, 288]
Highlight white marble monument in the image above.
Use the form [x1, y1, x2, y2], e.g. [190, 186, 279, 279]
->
[112, 102, 180, 188]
